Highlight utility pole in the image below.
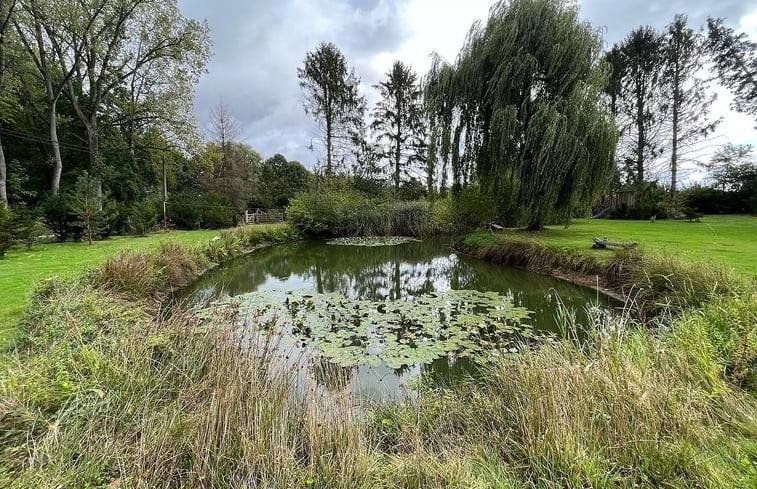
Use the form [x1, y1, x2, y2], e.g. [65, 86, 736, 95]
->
[162, 154, 168, 230]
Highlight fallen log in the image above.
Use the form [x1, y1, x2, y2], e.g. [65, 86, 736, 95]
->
[592, 237, 638, 250]
[487, 223, 505, 234]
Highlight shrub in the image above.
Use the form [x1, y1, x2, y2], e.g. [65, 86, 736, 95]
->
[680, 184, 756, 215]
[0, 205, 13, 258]
[131, 198, 161, 235]
[11, 206, 49, 249]
[40, 193, 84, 241]
[673, 293, 757, 391]
[169, 191, 237, 230]
[200, 191, 238, 228]
[287, 189, 433, 238]
[396, 178, 427, 201]
[432, 187, 496, 234]
[68, 172, 112, 244]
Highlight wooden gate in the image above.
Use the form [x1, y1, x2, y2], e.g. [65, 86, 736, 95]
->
[244, 208, 285, 224]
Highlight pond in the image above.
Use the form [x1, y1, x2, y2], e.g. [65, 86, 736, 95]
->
[182, 236, 614, 403]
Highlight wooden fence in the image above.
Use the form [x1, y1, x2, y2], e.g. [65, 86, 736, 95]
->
[244, 208, 285, 224]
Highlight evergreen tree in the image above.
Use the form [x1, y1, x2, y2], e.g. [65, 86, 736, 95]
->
[422, 54, 456, 196]
[707, 17, 757, 126]
[371, 61, 426, 191]
[662, 15, 719, 215]
[68, 172, 106, 245]
[297, 42, 365, 175]
[611, 26, 667, 188]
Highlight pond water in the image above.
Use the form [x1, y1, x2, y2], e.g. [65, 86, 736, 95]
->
[182, 237, 613, 403]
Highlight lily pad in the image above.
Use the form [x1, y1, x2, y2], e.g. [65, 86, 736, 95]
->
[326, 236, 420, 247]
[199, 288, 552, 370]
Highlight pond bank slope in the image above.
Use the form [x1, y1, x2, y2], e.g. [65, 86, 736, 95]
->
[1, 224, 755, 488]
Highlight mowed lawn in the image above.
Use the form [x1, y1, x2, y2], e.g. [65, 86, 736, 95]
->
[0, 229, 226, 341]
[478, 215, 757, 275]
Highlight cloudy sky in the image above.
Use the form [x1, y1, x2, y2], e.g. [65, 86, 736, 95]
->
[177, 0, 757, 179]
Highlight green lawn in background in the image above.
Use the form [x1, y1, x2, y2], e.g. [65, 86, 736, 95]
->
[0, 229, 225, 342]
[469, 215, 757, 276]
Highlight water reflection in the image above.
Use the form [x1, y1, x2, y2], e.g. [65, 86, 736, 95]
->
[184, 237, 609, 334]
[184, 237, 614, 402]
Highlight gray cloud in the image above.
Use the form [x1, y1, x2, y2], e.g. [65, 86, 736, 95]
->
[178, 0, 757, 167]
[178, 0, 409, 165]
[579, 0, 757, 46]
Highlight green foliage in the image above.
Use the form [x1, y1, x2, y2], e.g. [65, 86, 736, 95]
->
[680, 185, 744, 214]
[608, 182, 670, 220]
[125, 198, 161, 235]
[396, 177, 426, 201]
[252, 154, 311, 208]
[707, 17, 757, 122]
[298, 42, 366, 174]
[432, 0, 617, 229]
[68, 172, 111, 245]
[673, 292, 757, 390]
[40, 194, 84, 242]
[10, 206, 47, 249]
[286, 189, 433, 237]
[371, 61, 427, 190]
[207, 288, 535, 369]
[608, 26, 667, 185]
[326, 236, 419, 246]
[663, 15, 719, 213]
[0, 205, 13, 258]
[169, 191, 237, 230]
[432, 186, 496, 234]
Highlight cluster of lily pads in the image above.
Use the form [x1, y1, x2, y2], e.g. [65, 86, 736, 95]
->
[326, 236, 420, 247]
[204, 289, 553, 370]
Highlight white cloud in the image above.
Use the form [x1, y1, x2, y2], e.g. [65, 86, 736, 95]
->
[370, 0, 492, 76]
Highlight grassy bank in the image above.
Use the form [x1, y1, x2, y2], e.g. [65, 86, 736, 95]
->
[1, 220, 755, 487]
[471, 215, 757, 275]
[0, 225, 294, 346]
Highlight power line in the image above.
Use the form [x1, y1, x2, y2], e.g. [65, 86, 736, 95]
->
[0, 126, 177, 162]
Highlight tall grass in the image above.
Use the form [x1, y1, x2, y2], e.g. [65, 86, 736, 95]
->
[3, 280, 755, 488]
[373, 313, 757, 488]
[1, 221, 755, 487]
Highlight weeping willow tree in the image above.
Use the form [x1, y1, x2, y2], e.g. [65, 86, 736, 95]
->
[435, 0, 617, 229]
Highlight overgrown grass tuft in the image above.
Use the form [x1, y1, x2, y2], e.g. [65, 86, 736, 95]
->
[371, 312, 757, 488]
